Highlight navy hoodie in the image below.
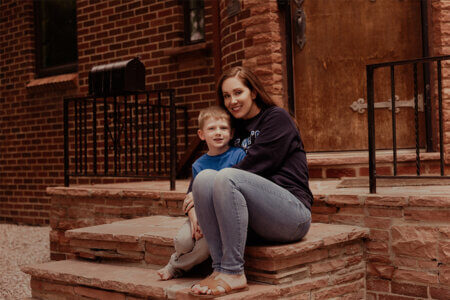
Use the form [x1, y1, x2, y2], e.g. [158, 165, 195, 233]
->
[232, 106, 313, 211]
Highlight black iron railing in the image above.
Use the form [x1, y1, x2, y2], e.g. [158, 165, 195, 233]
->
[367, 55, 450, 193]
[63, 89, 188, 190]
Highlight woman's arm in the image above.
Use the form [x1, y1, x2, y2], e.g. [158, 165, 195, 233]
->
[234, 107, 300, 175]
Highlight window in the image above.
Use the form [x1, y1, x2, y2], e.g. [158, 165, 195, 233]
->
[183, 0, 205, 44]
[34, 0, 77, 77]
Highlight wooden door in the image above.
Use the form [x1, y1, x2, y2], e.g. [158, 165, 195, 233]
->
[293, 0, 425, 152]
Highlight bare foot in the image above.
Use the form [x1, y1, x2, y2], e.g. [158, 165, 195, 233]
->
[157, 265, 175, 280]
[191, 272, 247, 296]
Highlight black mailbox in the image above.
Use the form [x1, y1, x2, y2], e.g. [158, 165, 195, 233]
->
[88, 58, 145, 96]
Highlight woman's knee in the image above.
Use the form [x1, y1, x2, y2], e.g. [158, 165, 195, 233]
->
[192, 169, 217, 204]
[214, 168, 238, 188]
[192, 169, 217, 190]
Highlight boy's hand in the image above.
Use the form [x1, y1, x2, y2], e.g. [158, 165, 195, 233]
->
[182, 192, 194, 214]
[187, 208, 203, 240]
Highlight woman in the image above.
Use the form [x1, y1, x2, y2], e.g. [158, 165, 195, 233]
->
[189, 66, 313, 297]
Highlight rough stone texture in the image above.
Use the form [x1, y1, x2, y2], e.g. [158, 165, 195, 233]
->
[391, 226, 439, 260]
[308, 180, 450, 299]
[245, 223, 368, 259]
[62, 215, 367, 285]
[24, 259, 363, 300]
[49, 183, 188, 260]
[45, 179, 450, 299]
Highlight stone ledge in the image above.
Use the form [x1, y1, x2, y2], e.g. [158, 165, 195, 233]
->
[22, 260, 275, 299]
[23, 260, 364, 299]
[245, 223, 368, 259]
[307, 150, 441, 166]
[66, 216, 186, 243]
[26, 73, 78, 91]
[315, 194, 450, 208]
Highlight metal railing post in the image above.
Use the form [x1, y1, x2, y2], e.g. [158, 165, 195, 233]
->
[170, 90, 177, 191]
[367, 65, 376, 193]
[64, 99, 69, 187]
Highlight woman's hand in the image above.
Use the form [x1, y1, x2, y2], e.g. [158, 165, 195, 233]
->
[182, 192, 194, 214]
[188, 208, 203, 240]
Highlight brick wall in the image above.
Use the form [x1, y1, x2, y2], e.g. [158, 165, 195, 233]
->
[0, 0, 78, 225]
[312, 194, 450, 299]
[0, 0, 219, 225]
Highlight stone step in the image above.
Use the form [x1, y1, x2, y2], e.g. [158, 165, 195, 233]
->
[66, 216, 369, 285]
[22, 260, 278, 299]
[22, 259, 366, 299]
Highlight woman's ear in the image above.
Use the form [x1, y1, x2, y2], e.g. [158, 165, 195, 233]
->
[197, 129, 205, 141]
[251, 89, 257, 100]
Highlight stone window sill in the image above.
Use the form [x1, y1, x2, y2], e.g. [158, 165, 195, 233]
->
[27, 73, 78, 92]
[164, 42, 212, 57]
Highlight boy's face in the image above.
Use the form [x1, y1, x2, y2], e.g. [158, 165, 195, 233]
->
[198, 117, 232, 155]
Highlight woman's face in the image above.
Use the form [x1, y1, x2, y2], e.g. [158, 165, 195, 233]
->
[222, 77, 260, 120]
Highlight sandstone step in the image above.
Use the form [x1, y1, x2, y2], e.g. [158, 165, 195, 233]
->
[66, 216, 369, 285]
[22, 260, 277, 300]
[22, 259, 366, 299]
[66, 215, 186, 265]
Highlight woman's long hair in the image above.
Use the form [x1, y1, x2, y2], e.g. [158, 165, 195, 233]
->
[217, 66, 300, 131]
[216, 66, 278, 113]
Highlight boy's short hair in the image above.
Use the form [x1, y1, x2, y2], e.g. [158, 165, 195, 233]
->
[198, 106, 230, 129]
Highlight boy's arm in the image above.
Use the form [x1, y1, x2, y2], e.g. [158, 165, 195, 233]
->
[182, 192, 194, 214]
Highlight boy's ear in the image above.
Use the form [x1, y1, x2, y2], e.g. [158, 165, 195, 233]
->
[230, 128, 235, 138]
[197, 129, 205, 141]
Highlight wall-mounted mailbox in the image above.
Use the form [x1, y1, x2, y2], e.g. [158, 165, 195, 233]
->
[88, 58, 145, 96]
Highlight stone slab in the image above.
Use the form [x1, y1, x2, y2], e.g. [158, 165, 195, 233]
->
[66, 215, 187, 243]
[245, 223, 369, 259]
[22, 260, 275, 299]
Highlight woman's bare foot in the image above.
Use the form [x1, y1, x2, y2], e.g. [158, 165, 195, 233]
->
[191, 272, 247, 296]
[157, 265, 175, 280]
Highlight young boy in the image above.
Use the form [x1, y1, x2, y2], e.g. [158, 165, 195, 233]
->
[157, 106, 246, 280]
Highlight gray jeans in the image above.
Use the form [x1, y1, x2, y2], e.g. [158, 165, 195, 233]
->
[165, 219, 210, 277]
[192, 168, 311, 275]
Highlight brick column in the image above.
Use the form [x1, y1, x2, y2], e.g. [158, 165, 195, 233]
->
[219, 0, 286, 106]
[431, 1, 450, 163]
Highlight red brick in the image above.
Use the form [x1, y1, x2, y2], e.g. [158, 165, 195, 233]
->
[370, 229, 390, 241]
[327, 195, 361, 206]
[365, 216, 392, 230]
[366, 278, 390, 292]
[311, 205, 338, 214]
[378, 295, 414, 300]
[391, 281, 428, 298]
[368, 207, 403, 218]
[310, 258, 347, 274]
[325, 168, 357, 178]
[31, 278, 75, 294]
[312, 279, 364, 299]
[430, 286, 450, 300]
[404, 209, 450, 222]
[393, 269, 439, 284]
[74, 286, 125, 299]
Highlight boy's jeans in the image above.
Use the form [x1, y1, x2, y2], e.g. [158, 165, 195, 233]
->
[193, 168, 311, 275]
[166, 220, 210, 277]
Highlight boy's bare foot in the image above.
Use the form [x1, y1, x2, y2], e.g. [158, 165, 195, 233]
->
[157, 265, 175, 280]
